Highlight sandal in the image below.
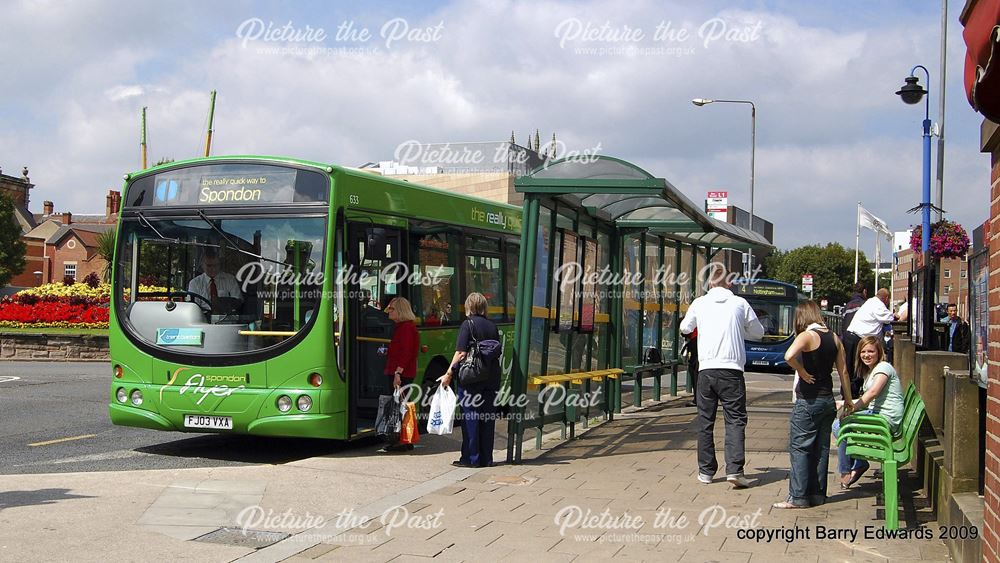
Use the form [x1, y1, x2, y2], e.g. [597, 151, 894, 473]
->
[840, 466, 869, 489]
[772, 501, 808, 509]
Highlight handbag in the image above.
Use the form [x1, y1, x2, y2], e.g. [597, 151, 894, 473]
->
[399, 402, 420, 445]
[375, 391, 402, 441]
[456, 319, 502, 388]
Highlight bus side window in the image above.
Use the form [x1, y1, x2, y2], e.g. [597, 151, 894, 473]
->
[411, 225, 459, 326]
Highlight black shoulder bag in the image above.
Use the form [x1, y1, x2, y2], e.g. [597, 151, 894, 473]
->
[457, 319, 502, 388]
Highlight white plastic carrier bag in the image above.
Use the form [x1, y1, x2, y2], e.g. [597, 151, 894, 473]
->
[426, 385, 457, 435]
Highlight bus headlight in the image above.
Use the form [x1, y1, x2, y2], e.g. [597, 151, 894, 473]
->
[277, 395, 292, 412]
[297, 395, 312, 412]
[308, 373, 323, 387]
[116, 388, 128, 403]
[130, 389, 143, 406]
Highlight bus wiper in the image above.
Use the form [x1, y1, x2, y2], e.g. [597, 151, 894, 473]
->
[194, 210, 285, 266]
[137, 212, 219, 249]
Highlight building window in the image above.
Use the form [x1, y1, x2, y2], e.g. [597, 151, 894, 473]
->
[944, 269, 951, 278]
[63, 262, 77, 280]
[944, 284, 951, 294]
[961, 269, 967, 279]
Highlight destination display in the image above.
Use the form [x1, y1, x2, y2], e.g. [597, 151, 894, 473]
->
[126, 163, 328, 207]
[732, 282, 796, 299]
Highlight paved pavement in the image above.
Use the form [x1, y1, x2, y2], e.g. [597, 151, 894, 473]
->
[270, 407, 950, 563]
[0, 364, 952, 561]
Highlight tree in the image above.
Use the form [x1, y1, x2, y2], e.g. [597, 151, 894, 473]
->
[96, 229, 117, 282]
[0, 194, 26, 287]
[877, 271, 892, 291]
[767, 242, 873, 306]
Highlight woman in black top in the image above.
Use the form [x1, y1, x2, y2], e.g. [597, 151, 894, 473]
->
[773, 300, 854, 509]
[438, 292, 501, 468]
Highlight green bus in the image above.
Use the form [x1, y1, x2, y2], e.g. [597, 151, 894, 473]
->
[108, 156, 522, 439]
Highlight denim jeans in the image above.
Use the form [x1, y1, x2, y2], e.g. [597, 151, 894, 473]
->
[832, 410, 872, 475]
[788, 396, 836, 506]
[696, 369, 747, 476]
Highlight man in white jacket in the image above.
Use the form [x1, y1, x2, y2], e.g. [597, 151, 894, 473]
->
[680, 265, 764, 489]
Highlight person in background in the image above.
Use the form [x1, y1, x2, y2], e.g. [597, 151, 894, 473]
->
[773, 301, 852, 509]
[896, 300, 909, 323]
[833, 336, 904, 489]
[381, 297, 420, 452]
[680, 264, 764, 489]
[840, 283, 867, 383]
[945, 303, 971, 354]
[844, 288, 895, 395]
[438, 293, 501, 468]
[682, 329, 699, 408]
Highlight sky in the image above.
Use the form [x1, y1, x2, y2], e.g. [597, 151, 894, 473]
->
[0, 0, 989, 252]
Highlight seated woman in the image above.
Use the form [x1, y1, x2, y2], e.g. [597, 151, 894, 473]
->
[833, 335, 905, 489]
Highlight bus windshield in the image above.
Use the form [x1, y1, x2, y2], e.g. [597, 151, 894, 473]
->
[115, 214, 327, 356]
[731, 280, 797, 343]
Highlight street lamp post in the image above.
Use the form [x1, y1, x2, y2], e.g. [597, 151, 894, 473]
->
[895, 66, 932, 256]
[692, 98, 756, 275]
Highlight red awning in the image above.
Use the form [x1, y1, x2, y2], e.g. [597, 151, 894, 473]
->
[963, 0, 1000, 121]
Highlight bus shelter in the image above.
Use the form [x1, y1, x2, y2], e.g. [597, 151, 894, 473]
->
[506, 156, 772, 463]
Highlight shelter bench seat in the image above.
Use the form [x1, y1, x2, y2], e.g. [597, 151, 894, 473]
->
[526, 369, 623, 448]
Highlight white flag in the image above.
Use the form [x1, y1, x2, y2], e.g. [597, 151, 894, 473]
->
[859, 206, 890, 235]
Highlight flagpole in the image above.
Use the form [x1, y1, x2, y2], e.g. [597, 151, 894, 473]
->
[874, 230, 880, 295]
[854, 202, 861, 283]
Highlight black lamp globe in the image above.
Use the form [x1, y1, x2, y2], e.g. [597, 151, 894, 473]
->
[896, 76, 927, 105]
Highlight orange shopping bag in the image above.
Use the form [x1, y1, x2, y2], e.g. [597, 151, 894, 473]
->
[399, 401, 420, 445]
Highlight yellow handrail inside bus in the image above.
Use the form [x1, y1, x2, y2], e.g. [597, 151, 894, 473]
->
[356, 336, 392, 344]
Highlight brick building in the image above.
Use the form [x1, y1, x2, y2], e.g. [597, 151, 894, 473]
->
[13, 190, 120, 287]
[963, 1, 1000, 558]
[362, 140, 549, 206]
[892, 233, 970, 319]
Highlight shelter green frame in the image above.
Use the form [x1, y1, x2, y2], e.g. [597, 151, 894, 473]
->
[507, 156, 772, 463]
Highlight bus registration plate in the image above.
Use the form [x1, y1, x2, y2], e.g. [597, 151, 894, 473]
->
[184, 415, 233, 430]
[751, 360, 769, 366]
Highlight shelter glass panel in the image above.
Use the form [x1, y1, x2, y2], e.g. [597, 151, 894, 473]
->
[623, 234, 642, 367]
[642, 238, 661, 355]
[660, 243, 678, 359]
[528, 207, 553, 377]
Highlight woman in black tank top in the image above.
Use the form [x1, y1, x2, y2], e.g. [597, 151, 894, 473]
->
[773, 301, 854, 509]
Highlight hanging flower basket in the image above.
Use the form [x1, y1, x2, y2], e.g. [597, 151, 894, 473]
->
[909, 220, 970, 258]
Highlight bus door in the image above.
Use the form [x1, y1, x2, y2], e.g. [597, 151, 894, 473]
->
[347, 223, 406, 432]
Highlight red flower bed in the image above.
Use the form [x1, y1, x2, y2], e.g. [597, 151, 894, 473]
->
[0, 295, 109, 326]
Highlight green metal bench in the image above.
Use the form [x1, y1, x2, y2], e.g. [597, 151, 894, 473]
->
[839, 383, 916, 438]
[835, 389, 925, 530]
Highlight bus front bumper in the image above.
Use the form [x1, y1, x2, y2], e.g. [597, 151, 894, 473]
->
[109, 403, 177, 431]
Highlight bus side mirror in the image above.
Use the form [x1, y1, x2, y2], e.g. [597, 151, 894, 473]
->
[365, 228, 388, 261]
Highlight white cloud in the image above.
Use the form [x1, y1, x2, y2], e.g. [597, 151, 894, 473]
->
[0, 0, 989, 252]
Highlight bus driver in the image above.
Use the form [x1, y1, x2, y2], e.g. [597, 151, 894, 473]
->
[188, 249, 243, 305]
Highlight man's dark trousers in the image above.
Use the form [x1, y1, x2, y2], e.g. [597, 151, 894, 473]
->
[696, 368, 747, 476]
[842, 331, 862, 396]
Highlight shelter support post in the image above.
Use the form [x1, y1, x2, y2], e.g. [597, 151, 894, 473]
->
[509, 195, 540, 464]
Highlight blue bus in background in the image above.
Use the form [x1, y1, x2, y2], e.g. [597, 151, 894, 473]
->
[731, 279, 803, 373]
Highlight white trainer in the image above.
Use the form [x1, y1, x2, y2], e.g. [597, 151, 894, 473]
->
[726, 474, 752, 489]
[697, 473, 713, 484]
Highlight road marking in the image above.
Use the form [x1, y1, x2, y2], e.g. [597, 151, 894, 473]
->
[28, 434, 98, 447]
[0, 376, 20, 384]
